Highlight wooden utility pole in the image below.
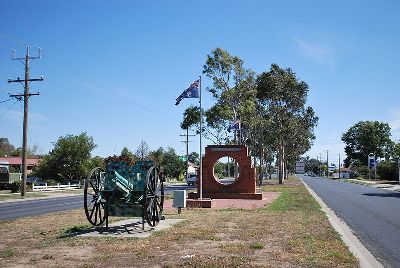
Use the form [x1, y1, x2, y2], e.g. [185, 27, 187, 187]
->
[8, 46, 43, 196]
[325, 150, 330, 177]
[180, 131, 195, 180]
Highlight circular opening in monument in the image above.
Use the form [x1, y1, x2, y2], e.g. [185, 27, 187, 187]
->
[213, 156, 240, 185]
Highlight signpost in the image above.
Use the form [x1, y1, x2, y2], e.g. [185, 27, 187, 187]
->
[295, 161, 305, 174]
[368, 154, 375, 180]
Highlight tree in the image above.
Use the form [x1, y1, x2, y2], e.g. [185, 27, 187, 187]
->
[33, 133, 96, 181]
[148, 147, 165, 166]
[120, 147, 136, 163]
[342, 121, 392, 167]
[10, 144, 39, 158]
[0, 138, 15, 156]
[188, 152, 199, 165]
[148, 147, 185, 179]
[136, 140, 149, 161]
[376, 160, 397, 180]
[256, 64, 318, 183]
[181, 105, 201, 131]
[202, 47, 257, 144]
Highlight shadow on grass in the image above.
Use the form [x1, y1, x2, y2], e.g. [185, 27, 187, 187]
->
[363, 192, 400, 198]
[58, 220, 156, 238]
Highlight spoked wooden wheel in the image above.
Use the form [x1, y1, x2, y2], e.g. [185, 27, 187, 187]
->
[84, 167, 107, 226]
[143, 167, 164, 227]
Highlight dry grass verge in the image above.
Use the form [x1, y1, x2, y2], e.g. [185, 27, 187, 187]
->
[0, 177, 358, 267]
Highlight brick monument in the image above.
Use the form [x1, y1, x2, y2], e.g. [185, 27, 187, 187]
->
[188, 144, 263, 200]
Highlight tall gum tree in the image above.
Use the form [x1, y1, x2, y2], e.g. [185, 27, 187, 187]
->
[256, 64, 318, 184]
[202, 47, 257, 144]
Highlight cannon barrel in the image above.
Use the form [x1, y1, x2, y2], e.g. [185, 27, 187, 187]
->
[108, 170, 143, 196]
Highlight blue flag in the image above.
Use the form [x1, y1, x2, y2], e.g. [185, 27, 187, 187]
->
[175, 79, 200, 105]
[227, 119, 240, 132]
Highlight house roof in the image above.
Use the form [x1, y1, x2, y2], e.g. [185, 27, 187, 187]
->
[0, 157, 41, 166]
[339, 167, 351, 172]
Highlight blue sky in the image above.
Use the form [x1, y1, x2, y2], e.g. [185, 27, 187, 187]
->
[0, 0, 399, 167]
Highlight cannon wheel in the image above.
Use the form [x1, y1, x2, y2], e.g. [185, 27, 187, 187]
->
[84, 167, 107, 227]
[143, 167, 164, 227]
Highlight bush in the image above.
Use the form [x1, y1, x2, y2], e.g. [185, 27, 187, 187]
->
[9, 182, 20, 193]
[377, 161, 397, 180]
[354, 166, 370, 179]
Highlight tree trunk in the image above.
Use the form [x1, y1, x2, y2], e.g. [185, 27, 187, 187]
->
[278, 138, 284, 184]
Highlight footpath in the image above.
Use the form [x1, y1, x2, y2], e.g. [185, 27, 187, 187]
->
[343, 178, 400, 192]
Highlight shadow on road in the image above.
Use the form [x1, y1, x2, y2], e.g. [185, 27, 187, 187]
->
[363, 192, 400, 198]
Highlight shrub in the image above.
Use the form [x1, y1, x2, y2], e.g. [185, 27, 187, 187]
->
[9, 182, 20, 193]
[377, 161, 397, 180]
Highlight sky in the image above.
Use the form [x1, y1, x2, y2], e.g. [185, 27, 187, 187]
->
[0, 0, 399, 168]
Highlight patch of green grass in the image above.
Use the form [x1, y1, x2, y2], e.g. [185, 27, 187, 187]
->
[265, 181, 320, 213]
[219, 243, 248, 254]
[1, 246, 14, 258]
[58, 224, 92, 238]
[249, 242, 264, 250]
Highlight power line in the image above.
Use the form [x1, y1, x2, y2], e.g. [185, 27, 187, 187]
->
[0, 99, 19, 119]
[0, 98, 12, 104]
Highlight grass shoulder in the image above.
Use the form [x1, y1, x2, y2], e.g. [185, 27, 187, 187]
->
[0, 177, 358, 267]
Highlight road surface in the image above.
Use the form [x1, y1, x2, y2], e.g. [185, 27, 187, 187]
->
[0, 183, 195, 221]
[302, 176, 400, 268]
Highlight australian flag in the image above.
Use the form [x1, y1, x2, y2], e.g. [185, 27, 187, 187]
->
[175, 79, 200, 105]
[227, 119, 240, 132]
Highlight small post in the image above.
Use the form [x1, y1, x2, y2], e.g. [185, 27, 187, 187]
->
[398, 158, 400, 185]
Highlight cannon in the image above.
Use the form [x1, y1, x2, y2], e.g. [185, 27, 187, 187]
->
[84, 157, 164, 229]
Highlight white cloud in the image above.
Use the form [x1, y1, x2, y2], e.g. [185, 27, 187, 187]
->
[294, 39, 335, 68]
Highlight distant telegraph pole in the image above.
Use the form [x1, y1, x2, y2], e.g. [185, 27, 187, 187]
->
[325, 150, 330, 177]
[180, 130, 195, 180]
[8, 46, 43, 197]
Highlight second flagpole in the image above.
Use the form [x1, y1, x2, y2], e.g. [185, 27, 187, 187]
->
[199, 75, 203, 200]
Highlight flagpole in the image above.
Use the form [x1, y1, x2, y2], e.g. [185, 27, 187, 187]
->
[199, 75, 203, 200]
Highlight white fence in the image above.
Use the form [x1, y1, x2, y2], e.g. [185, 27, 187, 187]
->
[32, 182, 81, 192]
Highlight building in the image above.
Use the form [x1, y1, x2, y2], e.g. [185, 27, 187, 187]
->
[0, 157, 41, 174]
[339, 167, 351, 179]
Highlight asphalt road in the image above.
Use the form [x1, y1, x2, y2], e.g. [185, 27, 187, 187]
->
[0, 195, 82, 221]
[0, 184, 195, 221]
[302, 176, 400, 268]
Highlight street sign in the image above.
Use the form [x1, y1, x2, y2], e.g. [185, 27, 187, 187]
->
[368, 155, 375, 169]
[295, 161, 305, 174]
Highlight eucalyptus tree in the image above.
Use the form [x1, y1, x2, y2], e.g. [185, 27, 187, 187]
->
[256, 64, 318, 183]
[202, 47, 257, 144]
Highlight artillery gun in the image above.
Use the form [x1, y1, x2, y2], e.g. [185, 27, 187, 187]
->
[84, 157, 164, 229]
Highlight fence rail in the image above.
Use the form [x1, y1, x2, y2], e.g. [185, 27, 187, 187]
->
[32, 182, 81, 192]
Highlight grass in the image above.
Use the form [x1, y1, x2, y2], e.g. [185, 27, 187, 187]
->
[1, 247, 14, 258]
[0, 177, 359, 268]
[0, 192, 47, 201]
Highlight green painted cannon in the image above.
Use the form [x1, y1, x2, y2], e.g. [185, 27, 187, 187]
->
[84, 157, 164, 229]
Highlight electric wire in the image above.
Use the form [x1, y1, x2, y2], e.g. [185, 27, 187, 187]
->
[0, 99, 19, 120]
[0, 98, 12, 104]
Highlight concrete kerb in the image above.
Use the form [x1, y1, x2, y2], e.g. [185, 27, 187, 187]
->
[300, 178, 383, 268]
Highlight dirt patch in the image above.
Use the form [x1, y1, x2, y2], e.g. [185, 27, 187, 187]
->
[0, 177, 359, 267]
